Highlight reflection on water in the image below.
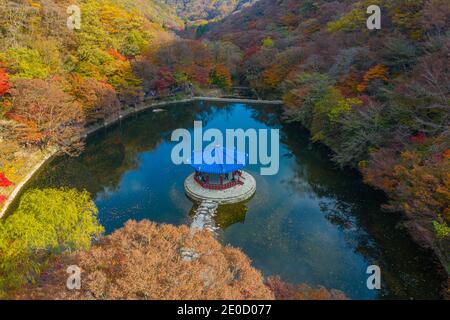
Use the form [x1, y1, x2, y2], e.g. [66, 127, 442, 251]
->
[189, 202, 250, 230]
[21, 101, 442, 299]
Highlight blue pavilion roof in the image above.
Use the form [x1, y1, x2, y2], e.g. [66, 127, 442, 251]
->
[188, 146, 248, 174]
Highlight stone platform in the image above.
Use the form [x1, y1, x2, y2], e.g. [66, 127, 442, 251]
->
[184, 171, 256, 204]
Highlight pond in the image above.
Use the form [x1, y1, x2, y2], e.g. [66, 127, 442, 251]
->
[21, 101, 442, 299]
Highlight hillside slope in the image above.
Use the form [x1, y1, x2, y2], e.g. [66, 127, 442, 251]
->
[159, 0, 258, 23]
[0, 0, 449, 298]
[201, 0, 450, 290]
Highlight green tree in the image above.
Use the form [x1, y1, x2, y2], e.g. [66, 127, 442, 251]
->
[262, 37, 274, 48]
[0, 188, 103, 296]
[283, 72, 334, 128]
[1, 47, 50, 79]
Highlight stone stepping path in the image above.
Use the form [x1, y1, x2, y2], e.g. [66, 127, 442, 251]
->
[190, 200, 219, 233]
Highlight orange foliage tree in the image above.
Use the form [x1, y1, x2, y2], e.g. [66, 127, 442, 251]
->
[361, 136, 450, 248]
[107, 48, 127, 62]
[70, 75, 121, 125]
[357, 64, 389, 92]
[263, 64, 288, 89]
[19, 220, 274, 300]
[7, 78, 85, 153]
[209, 64, 232, 89]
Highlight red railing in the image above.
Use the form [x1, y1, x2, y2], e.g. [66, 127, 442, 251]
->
[194, 175, 243, 190]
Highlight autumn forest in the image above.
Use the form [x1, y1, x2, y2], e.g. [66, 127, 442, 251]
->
[0, 0, 449, 300]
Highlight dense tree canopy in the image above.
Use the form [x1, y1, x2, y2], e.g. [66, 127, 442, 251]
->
[198, 0, 450, 270]
[0, 0, 241, 154]
[19, 220, 273, 299]
[0, 0, 449, 299]
[159, 0, 257, 24]
[0, 188, 103, 297]
[17, 220, 347, 300]
[8, 78, 85, 153]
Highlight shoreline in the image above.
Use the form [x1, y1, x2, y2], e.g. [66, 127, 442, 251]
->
[0, 96, 282, 219]
[0, 150, 57, 218]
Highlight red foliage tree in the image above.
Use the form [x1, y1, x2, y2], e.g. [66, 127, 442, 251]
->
[0, 173, 13, 188]
[410, 132, 426, 144]
[0, 195, 7, 205]
[154, 67, 176, 93]
[243, 46, 260, 59]
[0, 68, 10, 96]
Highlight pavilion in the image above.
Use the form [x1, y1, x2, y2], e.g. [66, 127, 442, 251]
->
[184, 145, 256, 204]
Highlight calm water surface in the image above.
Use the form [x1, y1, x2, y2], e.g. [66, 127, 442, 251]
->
[22, 101, 442, 299]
